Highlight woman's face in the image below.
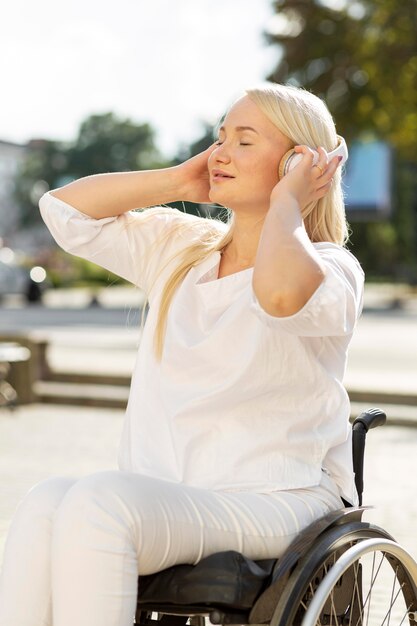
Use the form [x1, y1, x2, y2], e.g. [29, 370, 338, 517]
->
[207, 95, 293, 213]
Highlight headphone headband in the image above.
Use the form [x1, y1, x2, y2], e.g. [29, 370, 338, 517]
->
[326, 135, 348, 165]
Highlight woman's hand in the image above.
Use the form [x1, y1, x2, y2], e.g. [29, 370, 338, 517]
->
[270, 146, 342, 210]
[175, 144, 218, 204]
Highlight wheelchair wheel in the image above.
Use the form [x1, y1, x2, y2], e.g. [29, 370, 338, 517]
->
[270, 523, 417, 626]
[301, 538, 417, 626]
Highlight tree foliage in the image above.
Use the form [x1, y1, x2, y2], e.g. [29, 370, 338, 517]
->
[266, 0, 417, 156]
[265, 0, 417, 276]
[67, 113, 165, 176]
[15, 113, 167, 226]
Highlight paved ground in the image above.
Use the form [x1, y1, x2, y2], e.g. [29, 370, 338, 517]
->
[1, 403, 416, 570]
[0, 404, 122, 563]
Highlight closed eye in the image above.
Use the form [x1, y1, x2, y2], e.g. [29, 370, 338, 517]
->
[214, 141, 252, 146]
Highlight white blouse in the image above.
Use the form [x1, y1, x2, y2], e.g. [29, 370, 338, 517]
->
[39, 191, 364, 505]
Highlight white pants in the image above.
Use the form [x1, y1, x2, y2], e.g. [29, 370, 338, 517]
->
[0, 469, 342, 626]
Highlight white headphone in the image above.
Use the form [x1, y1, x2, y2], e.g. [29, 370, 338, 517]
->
[278, 135, 348, 179]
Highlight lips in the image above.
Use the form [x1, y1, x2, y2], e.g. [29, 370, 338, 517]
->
[211, 169, 235, 179]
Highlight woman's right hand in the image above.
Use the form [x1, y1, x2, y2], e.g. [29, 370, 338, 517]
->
[176, 144, 218, 204]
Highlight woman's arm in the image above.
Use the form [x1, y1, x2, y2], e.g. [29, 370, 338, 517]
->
[50, 168, 182, 219]
[50, 144, 217, 219]
[252, 147, 340, 317]
[253, 194, 325, 317]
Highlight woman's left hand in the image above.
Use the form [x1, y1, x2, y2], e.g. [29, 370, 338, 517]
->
[270, 146, 342, 210]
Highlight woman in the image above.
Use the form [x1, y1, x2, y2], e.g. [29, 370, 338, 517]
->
[0, 83, 364, 626]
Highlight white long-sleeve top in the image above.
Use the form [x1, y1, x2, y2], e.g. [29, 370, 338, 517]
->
[39, 191, 364, 504]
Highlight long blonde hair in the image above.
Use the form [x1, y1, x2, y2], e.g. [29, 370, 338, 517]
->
[148, 83, 348, 359]
[140, 207, 235, 359]
[246, 83, 348, 244]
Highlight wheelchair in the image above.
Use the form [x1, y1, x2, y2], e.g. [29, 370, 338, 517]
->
[135, 409, 417, 626]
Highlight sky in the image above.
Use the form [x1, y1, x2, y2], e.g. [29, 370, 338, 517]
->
[2, 0, 279, 158]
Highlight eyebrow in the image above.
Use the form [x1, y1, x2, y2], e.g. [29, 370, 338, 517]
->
[218, 125, 259, 134]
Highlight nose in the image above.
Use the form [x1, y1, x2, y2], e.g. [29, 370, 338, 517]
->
[212, 142, 231, 164]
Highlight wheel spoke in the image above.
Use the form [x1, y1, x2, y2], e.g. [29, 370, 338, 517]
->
[358, 552, 386, 625]
[380, 585, 406, 626]
[305, 542, 416, 626]
[277, 533, 417, 626]
[386, 561, 398, 626]
[397, 606, 413, 626]
[328, 585, 338, 625]
[365, 551, 377, 626]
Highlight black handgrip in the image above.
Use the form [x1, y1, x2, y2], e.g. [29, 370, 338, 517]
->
[353, 408, 387, 432]
[352, 408, 387, 505]
[352, 428, 366, 505]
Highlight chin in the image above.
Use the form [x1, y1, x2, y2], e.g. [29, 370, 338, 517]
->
[209, 188, 232, 206]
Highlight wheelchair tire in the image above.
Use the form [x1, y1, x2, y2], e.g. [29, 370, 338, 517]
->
[269, 521, 413, 626]
[301, 538, 417, 626]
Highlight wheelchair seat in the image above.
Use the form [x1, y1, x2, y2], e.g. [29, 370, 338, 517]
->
[135, 409, 417, 626]
[137, 508, 374, 622]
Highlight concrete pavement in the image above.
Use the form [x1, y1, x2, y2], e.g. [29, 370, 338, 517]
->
[0, 403, 122, 564]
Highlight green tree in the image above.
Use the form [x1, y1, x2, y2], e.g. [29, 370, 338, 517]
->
[66, 112, 166, 177]
[266, 0, 417, 154]
[14, 112, 167, 227]
[265, 0, 417, 277]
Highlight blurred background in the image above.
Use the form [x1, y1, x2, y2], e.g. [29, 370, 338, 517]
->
[1, 0, 417, 279]
[1, 0, 416, 563]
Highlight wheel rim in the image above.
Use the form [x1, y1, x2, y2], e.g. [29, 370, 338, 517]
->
[270, 526, 417, 626]
[300, 539, 417, 626]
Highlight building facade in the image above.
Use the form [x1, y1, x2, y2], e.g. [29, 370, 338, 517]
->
[0, 139, 26, 239]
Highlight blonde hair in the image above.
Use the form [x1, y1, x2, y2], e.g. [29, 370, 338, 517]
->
[246, 83, 348, 245]
[140, 207, 235, 359]
[148, 83, 348, 359]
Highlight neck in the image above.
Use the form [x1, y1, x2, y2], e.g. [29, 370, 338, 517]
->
[221, 212, 266, 266]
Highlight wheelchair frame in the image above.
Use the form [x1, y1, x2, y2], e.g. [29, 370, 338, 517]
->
[135, 409, 417, 626]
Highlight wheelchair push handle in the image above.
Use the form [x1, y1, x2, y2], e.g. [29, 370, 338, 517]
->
[352, 408, 386, 506]
[353, 408, 387, 432]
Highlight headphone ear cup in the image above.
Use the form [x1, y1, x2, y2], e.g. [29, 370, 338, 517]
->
[278, 148, 296, 180]
[279, 147, 323, 179]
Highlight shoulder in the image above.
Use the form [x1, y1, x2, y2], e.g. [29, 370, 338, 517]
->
[313, 242, 364, 279]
